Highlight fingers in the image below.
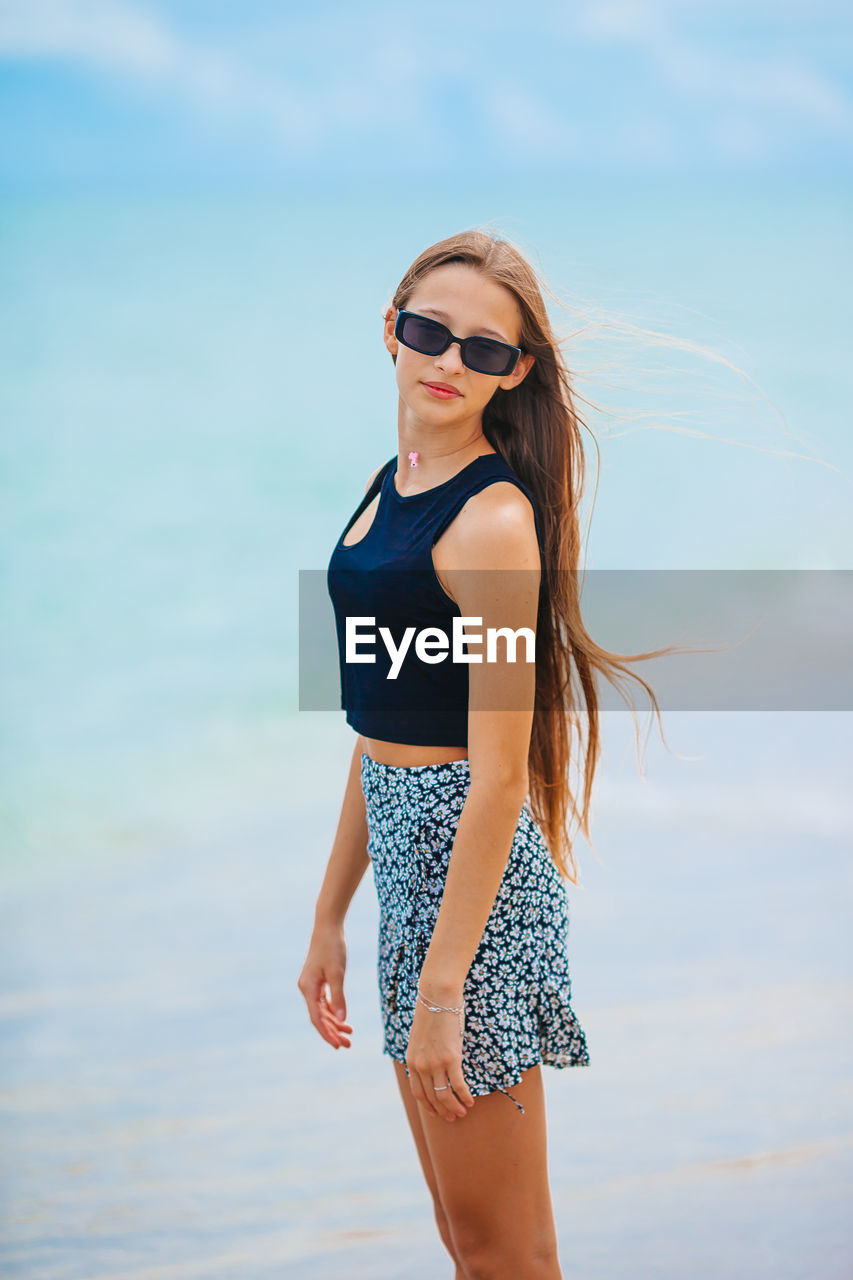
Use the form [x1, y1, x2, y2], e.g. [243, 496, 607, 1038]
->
[408, 1060, 474, 1121]
[318, 988, 353, 1049]
[298, 972, 353, 1049]
[430, 1074, 467, 1121]
[407, 1067, 440, 1119]
[449, 1066, 476, 1112]
[434, 1069, 473, 1120]
[329, 981, 347, 1025]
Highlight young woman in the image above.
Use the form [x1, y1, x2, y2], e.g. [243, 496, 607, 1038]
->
[298, 229, 667, 1279]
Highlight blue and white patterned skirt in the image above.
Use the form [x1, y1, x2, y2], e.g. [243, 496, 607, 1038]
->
[360, 753, 590, 1115]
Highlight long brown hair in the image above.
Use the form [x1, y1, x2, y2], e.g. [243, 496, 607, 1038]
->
[388, 228, 693, 886]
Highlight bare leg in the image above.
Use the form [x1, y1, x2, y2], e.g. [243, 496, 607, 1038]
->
[391, 1059, 465, 1275]
[418, 1063, 562, 1280]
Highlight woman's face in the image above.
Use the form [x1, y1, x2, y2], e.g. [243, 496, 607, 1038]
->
[383, 263, 534, 428]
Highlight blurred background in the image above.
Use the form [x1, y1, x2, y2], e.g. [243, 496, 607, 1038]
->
[1, 2, 851, 1277]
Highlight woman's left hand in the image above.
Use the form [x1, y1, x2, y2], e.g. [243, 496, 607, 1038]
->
[405, 987, 476, 1122]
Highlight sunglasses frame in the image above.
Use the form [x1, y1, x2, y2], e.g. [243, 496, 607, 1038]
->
[394, 309, 523, 377]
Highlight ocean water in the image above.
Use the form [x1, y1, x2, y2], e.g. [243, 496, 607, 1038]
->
[1, 180, 851, 1277]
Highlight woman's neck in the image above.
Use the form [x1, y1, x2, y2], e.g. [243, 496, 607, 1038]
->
[394, 435, 496, 494]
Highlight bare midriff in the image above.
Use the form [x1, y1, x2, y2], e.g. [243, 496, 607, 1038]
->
[362, 737, 468, 767]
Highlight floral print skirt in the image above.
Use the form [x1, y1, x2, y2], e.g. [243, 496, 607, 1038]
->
[360, 753, 590, 1115]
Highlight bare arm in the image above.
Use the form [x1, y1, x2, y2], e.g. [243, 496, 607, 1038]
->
[404, 483, 540, 1119]
[418, 768, 530, 1000]
[297, 738, 370, 1051]
[419, 484, 539, 1000]
[297, 465, 383, 1048]
[313, 733, 370, 928]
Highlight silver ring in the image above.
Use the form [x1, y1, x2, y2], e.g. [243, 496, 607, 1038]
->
[434, 1084, 450, 1091]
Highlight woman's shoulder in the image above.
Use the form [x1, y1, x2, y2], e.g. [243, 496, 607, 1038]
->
[462, 479, 539, 537]
[441, 479, 541, 570]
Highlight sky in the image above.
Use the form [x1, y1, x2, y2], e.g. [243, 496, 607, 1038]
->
[1, 0, 851, 186]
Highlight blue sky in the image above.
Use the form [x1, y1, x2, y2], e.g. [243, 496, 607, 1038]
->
[1, 0, 851, 184]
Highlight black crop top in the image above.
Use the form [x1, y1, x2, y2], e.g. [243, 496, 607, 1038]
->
[326, 450, 543, 747]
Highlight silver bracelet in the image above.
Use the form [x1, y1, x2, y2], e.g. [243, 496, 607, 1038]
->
[416, 986, 465, 1036]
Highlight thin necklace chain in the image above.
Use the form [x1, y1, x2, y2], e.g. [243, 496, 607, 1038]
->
[406, 434, 487, 466]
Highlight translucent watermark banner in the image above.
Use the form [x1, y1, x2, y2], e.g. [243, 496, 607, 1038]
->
[299, 569, 853, 713]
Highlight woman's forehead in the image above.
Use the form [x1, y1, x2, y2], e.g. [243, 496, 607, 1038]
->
[407, 272, 521, 342]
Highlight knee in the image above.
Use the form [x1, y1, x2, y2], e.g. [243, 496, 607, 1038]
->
[434, 1202, 459, 1261]
[451, 1224, 561, 1280]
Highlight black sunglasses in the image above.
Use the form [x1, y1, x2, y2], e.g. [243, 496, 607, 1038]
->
[394, 310, 523, 377]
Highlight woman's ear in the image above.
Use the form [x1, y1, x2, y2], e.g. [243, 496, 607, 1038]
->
[498, 351, 535, 393]
[383, 305, 399, 361]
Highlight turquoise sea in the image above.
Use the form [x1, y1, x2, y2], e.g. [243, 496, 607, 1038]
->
[1, 179, 852, 1277]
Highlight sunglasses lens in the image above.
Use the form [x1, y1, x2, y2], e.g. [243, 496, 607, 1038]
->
[464, 337, 515, 376]
[399, 313, 447, 355]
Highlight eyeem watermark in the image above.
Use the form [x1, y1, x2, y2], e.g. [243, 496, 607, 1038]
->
[299, 569, 853, 711]
[345, 616, 536, 680]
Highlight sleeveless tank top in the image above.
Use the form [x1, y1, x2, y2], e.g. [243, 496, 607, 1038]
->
[326, 450, 543, 747]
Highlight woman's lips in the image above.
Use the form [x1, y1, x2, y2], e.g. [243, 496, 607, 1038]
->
[422, 382, 461, 399]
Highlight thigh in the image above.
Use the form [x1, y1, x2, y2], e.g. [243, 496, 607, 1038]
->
[391, 1059, 445, 1209]
[419, 1063, 560, 1257]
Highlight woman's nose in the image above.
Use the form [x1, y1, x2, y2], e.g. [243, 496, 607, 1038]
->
[433, 340, 465, 374]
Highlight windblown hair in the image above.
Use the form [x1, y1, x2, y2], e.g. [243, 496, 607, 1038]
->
[388, 228, 687, 885]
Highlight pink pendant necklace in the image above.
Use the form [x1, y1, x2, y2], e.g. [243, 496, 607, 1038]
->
[408, 450, 420, 468]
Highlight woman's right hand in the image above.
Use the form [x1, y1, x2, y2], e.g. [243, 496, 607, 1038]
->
[297, 920, 354, 1050]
